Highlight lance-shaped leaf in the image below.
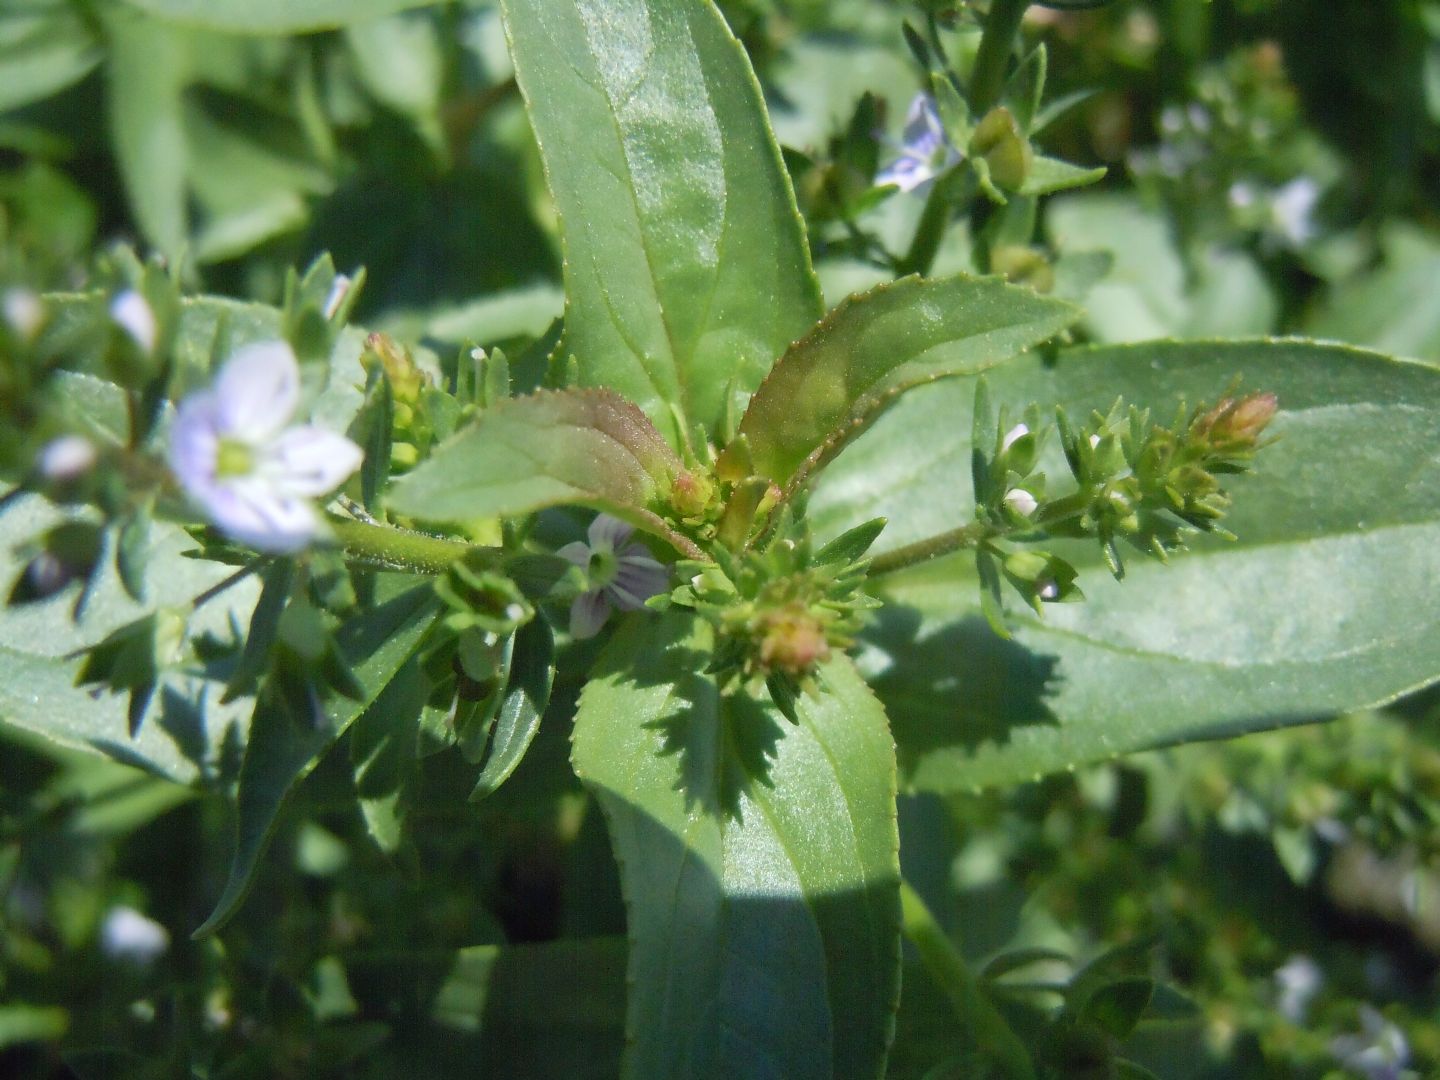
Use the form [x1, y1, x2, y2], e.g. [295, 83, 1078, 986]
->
[195, 577, 441, 935]
[499, 0, 822, 451]
[719, 274, 1078, 494]
[807, 340, 1440, 791]
[573, 611, 900, 1080]
[386, 389, 695, 552]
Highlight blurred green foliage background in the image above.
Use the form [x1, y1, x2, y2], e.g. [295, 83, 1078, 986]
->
[2, 0, 1438, 1076]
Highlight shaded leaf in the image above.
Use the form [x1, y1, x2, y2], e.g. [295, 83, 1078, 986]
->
[470, 614, 555, 801]
[573, 610, 899, 1079]
[195, 578, 441, 935]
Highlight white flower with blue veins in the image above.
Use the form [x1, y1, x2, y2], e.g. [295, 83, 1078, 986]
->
[558, 514, 670, 640]
[877, 93, 962, 193]
[169, 340, 363, 554]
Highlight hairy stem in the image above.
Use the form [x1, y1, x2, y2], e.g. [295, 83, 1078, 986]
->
[867, 521, 994, 577]
[327, 516, 491, 575]
[969, 0, 1032, 116]
[899, 878, 1035, 1080]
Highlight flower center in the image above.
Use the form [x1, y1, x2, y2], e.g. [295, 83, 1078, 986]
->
[587, 547, 620, 588]
[214, 438, 255, 479]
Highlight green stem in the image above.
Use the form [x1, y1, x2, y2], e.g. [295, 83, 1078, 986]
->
[327, 516, 490, 575]
[900, 878, 1035, 1080]
[868, 521, 994, 578]
[969, 0, 1032, 116]
[897, 167, 972, 278]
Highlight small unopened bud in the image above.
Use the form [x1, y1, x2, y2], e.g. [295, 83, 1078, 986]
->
[1000, 423, 1029, 452]
[990, 246, 1054, 293]
[362, 332, 427, 401]
[1002, 487, 1038, 517]
[3, 287, 44, 341]
[1037, 578, 1060, 601]
[110, 290, 157, 354]
[322, 274, 352, 320]
[970, 107, 1032, 191]
[1193, 391, 1278, 448]
[758, 605, 831, 677]
[18, 551, 73, 600]
[671, 470, 716, 521]
[38, 435, 97, 483]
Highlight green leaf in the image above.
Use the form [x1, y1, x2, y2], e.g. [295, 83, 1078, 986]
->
[194, 578, 440, 936]
[1018, 156, 1106, 197]
[0, 5, 101, 113]
[118, 0, 440, 34]
[810, 340, 1440, 791]
[470, 614, 555, 801]
[1080, 978, 1154, 1039]
[350, 655, 429, 854]
[345, 12, 446, 156]
[573, 611, 900, 1080]
[386, 389, 691, 547]
[1306, 224, 1440, 362]
[723, 275, 1078, 492]
[0, 495, 258, 786]
[105, 9, 190, 261]
[1046, 194, 1275, 341]
[499, 0, 822, 450]
[0, 1004, 68, 1049]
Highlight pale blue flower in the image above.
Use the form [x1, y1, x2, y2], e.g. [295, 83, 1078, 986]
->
[1331, 1005, 1411, 1080]
[101, 905, 169, 965]
[877, 93, 962, 193]
[169, 340, 362, 554]
[558, 514, 669, 639]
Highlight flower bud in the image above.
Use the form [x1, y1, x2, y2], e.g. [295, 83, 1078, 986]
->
[758, 604, 831, 677]
[3, 287, 44, 342]
[1191, 391, 1277, 449]
[671, 470, 717, 522]
[37, 435, 98, 484]
[970, 107, 1032, 191]
[110, 289, 157, 355]
[990, 245, 1054, 293]
[1002, 487, 1038, 518]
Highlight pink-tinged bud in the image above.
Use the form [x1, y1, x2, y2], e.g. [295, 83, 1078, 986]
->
[758, 605, 831, 677]
[1193, 391, 1278, 447]
[671, 470, 716, 521]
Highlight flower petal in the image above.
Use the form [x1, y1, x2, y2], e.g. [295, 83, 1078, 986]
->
[586, 513, 633, 552]
[267, 426, 364, 496]
[202, 479, 322, 554]
[168, 391, 222, 495]
[569, 590, 611, 640]
[556, 541, 592, 568]
[215, 340, 301, 441]
[608, 555, 670, 611]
